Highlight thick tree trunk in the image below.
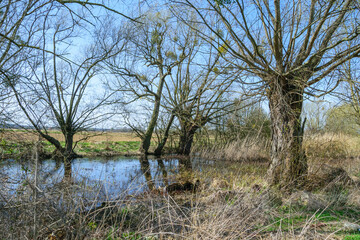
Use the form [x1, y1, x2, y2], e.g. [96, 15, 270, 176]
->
[154, 114, 175, 156]
[63, 133, 75, 181]
[267, 78, 308, 189]
[178, 125, 198, 155]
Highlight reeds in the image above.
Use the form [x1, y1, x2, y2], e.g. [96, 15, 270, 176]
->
[194, 136, 270, 162]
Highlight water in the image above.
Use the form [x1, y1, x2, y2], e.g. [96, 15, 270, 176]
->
[0, 156, 208, 201]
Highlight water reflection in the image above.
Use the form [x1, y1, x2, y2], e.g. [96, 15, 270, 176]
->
[63, 160, 72, 181]
[156, 158, 168, 187]
[0, 156, 198, 198]
[0, 156, 218, 209]
[139, 156, 155, 190]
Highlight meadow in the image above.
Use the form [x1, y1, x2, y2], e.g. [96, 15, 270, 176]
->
[0, 130, 143, 159]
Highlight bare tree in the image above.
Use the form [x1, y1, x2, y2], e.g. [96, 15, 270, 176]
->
[56, 0, 142, 23]
[107, 9, 189, 155]
[171, 0, 360, 188]
[4, 9, 127, 179]
[0, 1, 56, 88]
[160, 33, 241, 155]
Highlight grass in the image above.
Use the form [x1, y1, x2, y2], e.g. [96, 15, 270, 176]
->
[344, 235, 360, 240]
[0, 130, 143, 159]
[0, 129, 141, 142]
[1, 154, 360, 239]
[304, 132, 360, 159]
[193, 136, 271, 162]
[75, 141, 141, 156]
[1, 131, 360, 238]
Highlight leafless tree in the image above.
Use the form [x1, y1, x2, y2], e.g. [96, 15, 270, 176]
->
[106, 9, 189, 155]
[0, 1, 57, 95]
[4, 7, 128, 179]
[171, 0, 360, 188]
[159, 31, 242, 155]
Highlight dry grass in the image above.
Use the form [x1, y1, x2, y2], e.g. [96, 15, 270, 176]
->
[304, 132, 360, 160]
[1, 158, 360, 240]
[193, 136, 270, 162]
[1, 132, 360, 239]
[195, 132, 360, 163]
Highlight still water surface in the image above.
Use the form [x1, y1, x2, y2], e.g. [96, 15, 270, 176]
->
[0, 156, 211, 199]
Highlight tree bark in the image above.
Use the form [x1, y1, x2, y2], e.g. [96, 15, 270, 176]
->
[178, 124, 199, 155]
[154, 114, 175, 156]
[140, 98, 161, 154]
[64, 132, 75, 159]
[267, 77, 308, 189]
[139, 74, 167, 155]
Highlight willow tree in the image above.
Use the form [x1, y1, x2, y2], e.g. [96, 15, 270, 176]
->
[161, 35, 240, 155]
[172, 0, 360, 188]
[4, 6, 127, 179]
[106, 10, 190, 155]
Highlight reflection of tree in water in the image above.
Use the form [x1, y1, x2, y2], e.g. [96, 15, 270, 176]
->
[139, 156, 155, 191]
[41, 159, 62, 182]
[4, 156, 196, 199]
[155, 158, 168, 187]
[140, 157, 179, 190]
[35, 159, 73, 184]
[44, 159, 72, 183]
[63, 161, 72, 182]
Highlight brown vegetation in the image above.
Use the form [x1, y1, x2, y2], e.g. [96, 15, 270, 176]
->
[194, 136, 270, 162]
[2, 153, 360, 239]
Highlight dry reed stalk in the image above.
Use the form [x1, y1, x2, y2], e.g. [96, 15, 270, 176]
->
[194, 136, 270, 162]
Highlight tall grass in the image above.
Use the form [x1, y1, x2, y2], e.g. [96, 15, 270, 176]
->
[304, 132, 360, 160]
[2, 155, 359, 239]
[193, 136, 270, 162]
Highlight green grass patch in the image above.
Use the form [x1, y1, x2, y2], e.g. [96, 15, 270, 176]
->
[74, 141, 141, 156]
[266, 206, 360, 234]
[344, 235, 360, 240]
